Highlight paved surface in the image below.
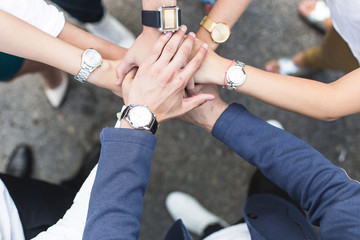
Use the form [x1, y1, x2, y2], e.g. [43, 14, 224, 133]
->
[1, 0, 359, 239]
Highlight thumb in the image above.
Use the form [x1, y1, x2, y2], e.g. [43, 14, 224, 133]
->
[182, 93, 215, 112]
[116, 57, 136, 86]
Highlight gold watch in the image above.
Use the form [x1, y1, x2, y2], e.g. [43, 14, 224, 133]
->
[200, 16, 231, 43]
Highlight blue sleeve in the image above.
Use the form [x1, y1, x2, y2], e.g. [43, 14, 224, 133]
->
[212, 103, 360, 240]
[83, 128, 156, 240]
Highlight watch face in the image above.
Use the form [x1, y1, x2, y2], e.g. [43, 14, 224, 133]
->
[159, 6, 179, 31]
[227, 66, 246, 86]
[84, 49, 102, 67]
[211, 23, 231, 43]
[128, 106, 153, 128]
[162, 9, 176, 30]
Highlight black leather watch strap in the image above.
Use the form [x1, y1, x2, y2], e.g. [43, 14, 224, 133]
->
[141, 10, 161, 28]
[150, 119, 159, 134]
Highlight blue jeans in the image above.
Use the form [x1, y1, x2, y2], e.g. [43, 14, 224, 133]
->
[50, 0, 104, 23]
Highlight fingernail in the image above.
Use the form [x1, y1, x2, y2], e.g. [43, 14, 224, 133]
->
[165, 32, 172, 38]
[202, 43, 208, 50]
[189, 32, 196, 38]
[180, 25, 187, 32]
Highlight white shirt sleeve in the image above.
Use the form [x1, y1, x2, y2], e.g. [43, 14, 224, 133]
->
[327, 0, 360, 65]
[32, 165, 98, 240]
[0, 0, 65, 37]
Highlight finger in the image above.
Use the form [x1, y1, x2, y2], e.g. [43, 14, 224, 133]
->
[180, 43, 208, 85]
[181, 93, 215, 113]
[169, 32, 196, 70]
[146, 31, 173, 64]
[185, 77, 196, 97]
[116, 59, 136, 85]
[156, 25, 187, 64]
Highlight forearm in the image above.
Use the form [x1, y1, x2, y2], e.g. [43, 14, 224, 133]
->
[58, 22, 127, 60]
[197, 50, 360, 120]
[211, 104, 360, 239]
[0, 10, 82, 75]
[83, 128, 156, 239]
[0, 10, 122, 95]
[197, 0, 252, 50]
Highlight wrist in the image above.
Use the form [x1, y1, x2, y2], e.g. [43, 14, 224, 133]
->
[201, 101, 228, 132]
[87, 59, 113, 87]
[196, 27, 219, 51]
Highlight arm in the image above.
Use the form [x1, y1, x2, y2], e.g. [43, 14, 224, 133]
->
[196, 0, 252, 50]
[183, 92, 360, 239]
[213, 104, 360, 239]
[0, 10, 123, 96]
[84, 29, 212, 239]
[58, 22, 127, 60]
[83, 128, 156, 240]
[116, 0, 177, 82]
[195, 49, 360, 120]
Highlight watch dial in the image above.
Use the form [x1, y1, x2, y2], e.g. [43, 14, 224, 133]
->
[228, 66, 246, 85]
[86, 50, 102, 67]
[128, 106, 152, 128]
[162, 9, 176, 30]
[211, 24, 230, 43]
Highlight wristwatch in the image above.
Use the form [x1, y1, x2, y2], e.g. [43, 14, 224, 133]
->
[226, 61, 247, 90]
[116, 104, 159, 134]
[200, 16, 231, 43]
[74, 49, 102, 83]
[142, 5, 181, 32]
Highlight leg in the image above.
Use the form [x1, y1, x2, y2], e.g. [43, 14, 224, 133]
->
[50, 0, 104, 23]
[50, 0, 135, 48]
[165, 191, 229, 238]
[11, 59, 69, 108]
[0, 174, 77, 240]
[303, 26, 359, 73]
[264, 26, 358, 75]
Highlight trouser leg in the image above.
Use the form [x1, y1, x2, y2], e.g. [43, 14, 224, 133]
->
[0, 174, 77, 240]
[50, 0, 104, 23]
[303, 26, 359, 73]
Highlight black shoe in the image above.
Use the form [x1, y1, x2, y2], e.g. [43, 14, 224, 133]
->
[6, 144, 33, 178]
[248, 169, 303, 214]
[61, 143, 101, 191]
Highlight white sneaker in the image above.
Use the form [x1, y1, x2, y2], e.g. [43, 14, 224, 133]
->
[85, 12, 135, 49]
[166, 191, 229, 236]
[266, 119, 284, 130]
[44, 71, 69, 108]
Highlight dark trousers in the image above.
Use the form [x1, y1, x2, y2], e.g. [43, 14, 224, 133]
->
[50, 0, 104, 23]
[0, 174, 77, 240]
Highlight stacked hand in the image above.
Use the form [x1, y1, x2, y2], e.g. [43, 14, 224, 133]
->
[121, 26, 215, 123]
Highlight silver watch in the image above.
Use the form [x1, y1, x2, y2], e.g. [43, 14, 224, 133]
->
[116, 104, 159, 134]
[74, 49, 102, 83]
[226, 61, 246, 90]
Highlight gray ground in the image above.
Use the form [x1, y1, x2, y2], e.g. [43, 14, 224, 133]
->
[1, 0, 359, 239]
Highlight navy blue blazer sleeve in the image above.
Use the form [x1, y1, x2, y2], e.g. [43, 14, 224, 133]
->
[212, 103, 360, 240]
[83, 128, 156, 240]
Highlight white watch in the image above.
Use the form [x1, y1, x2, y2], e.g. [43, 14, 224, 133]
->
[74, 49, 102, 83]
[116, 104, 158, 134]
[226, 61, 246, 90]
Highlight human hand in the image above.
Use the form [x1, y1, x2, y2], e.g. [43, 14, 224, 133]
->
[185, 38, 231, 94]
[181, 84, 228, 132]
[116, 26, 172, 85]
[122, 28, 215, 123]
